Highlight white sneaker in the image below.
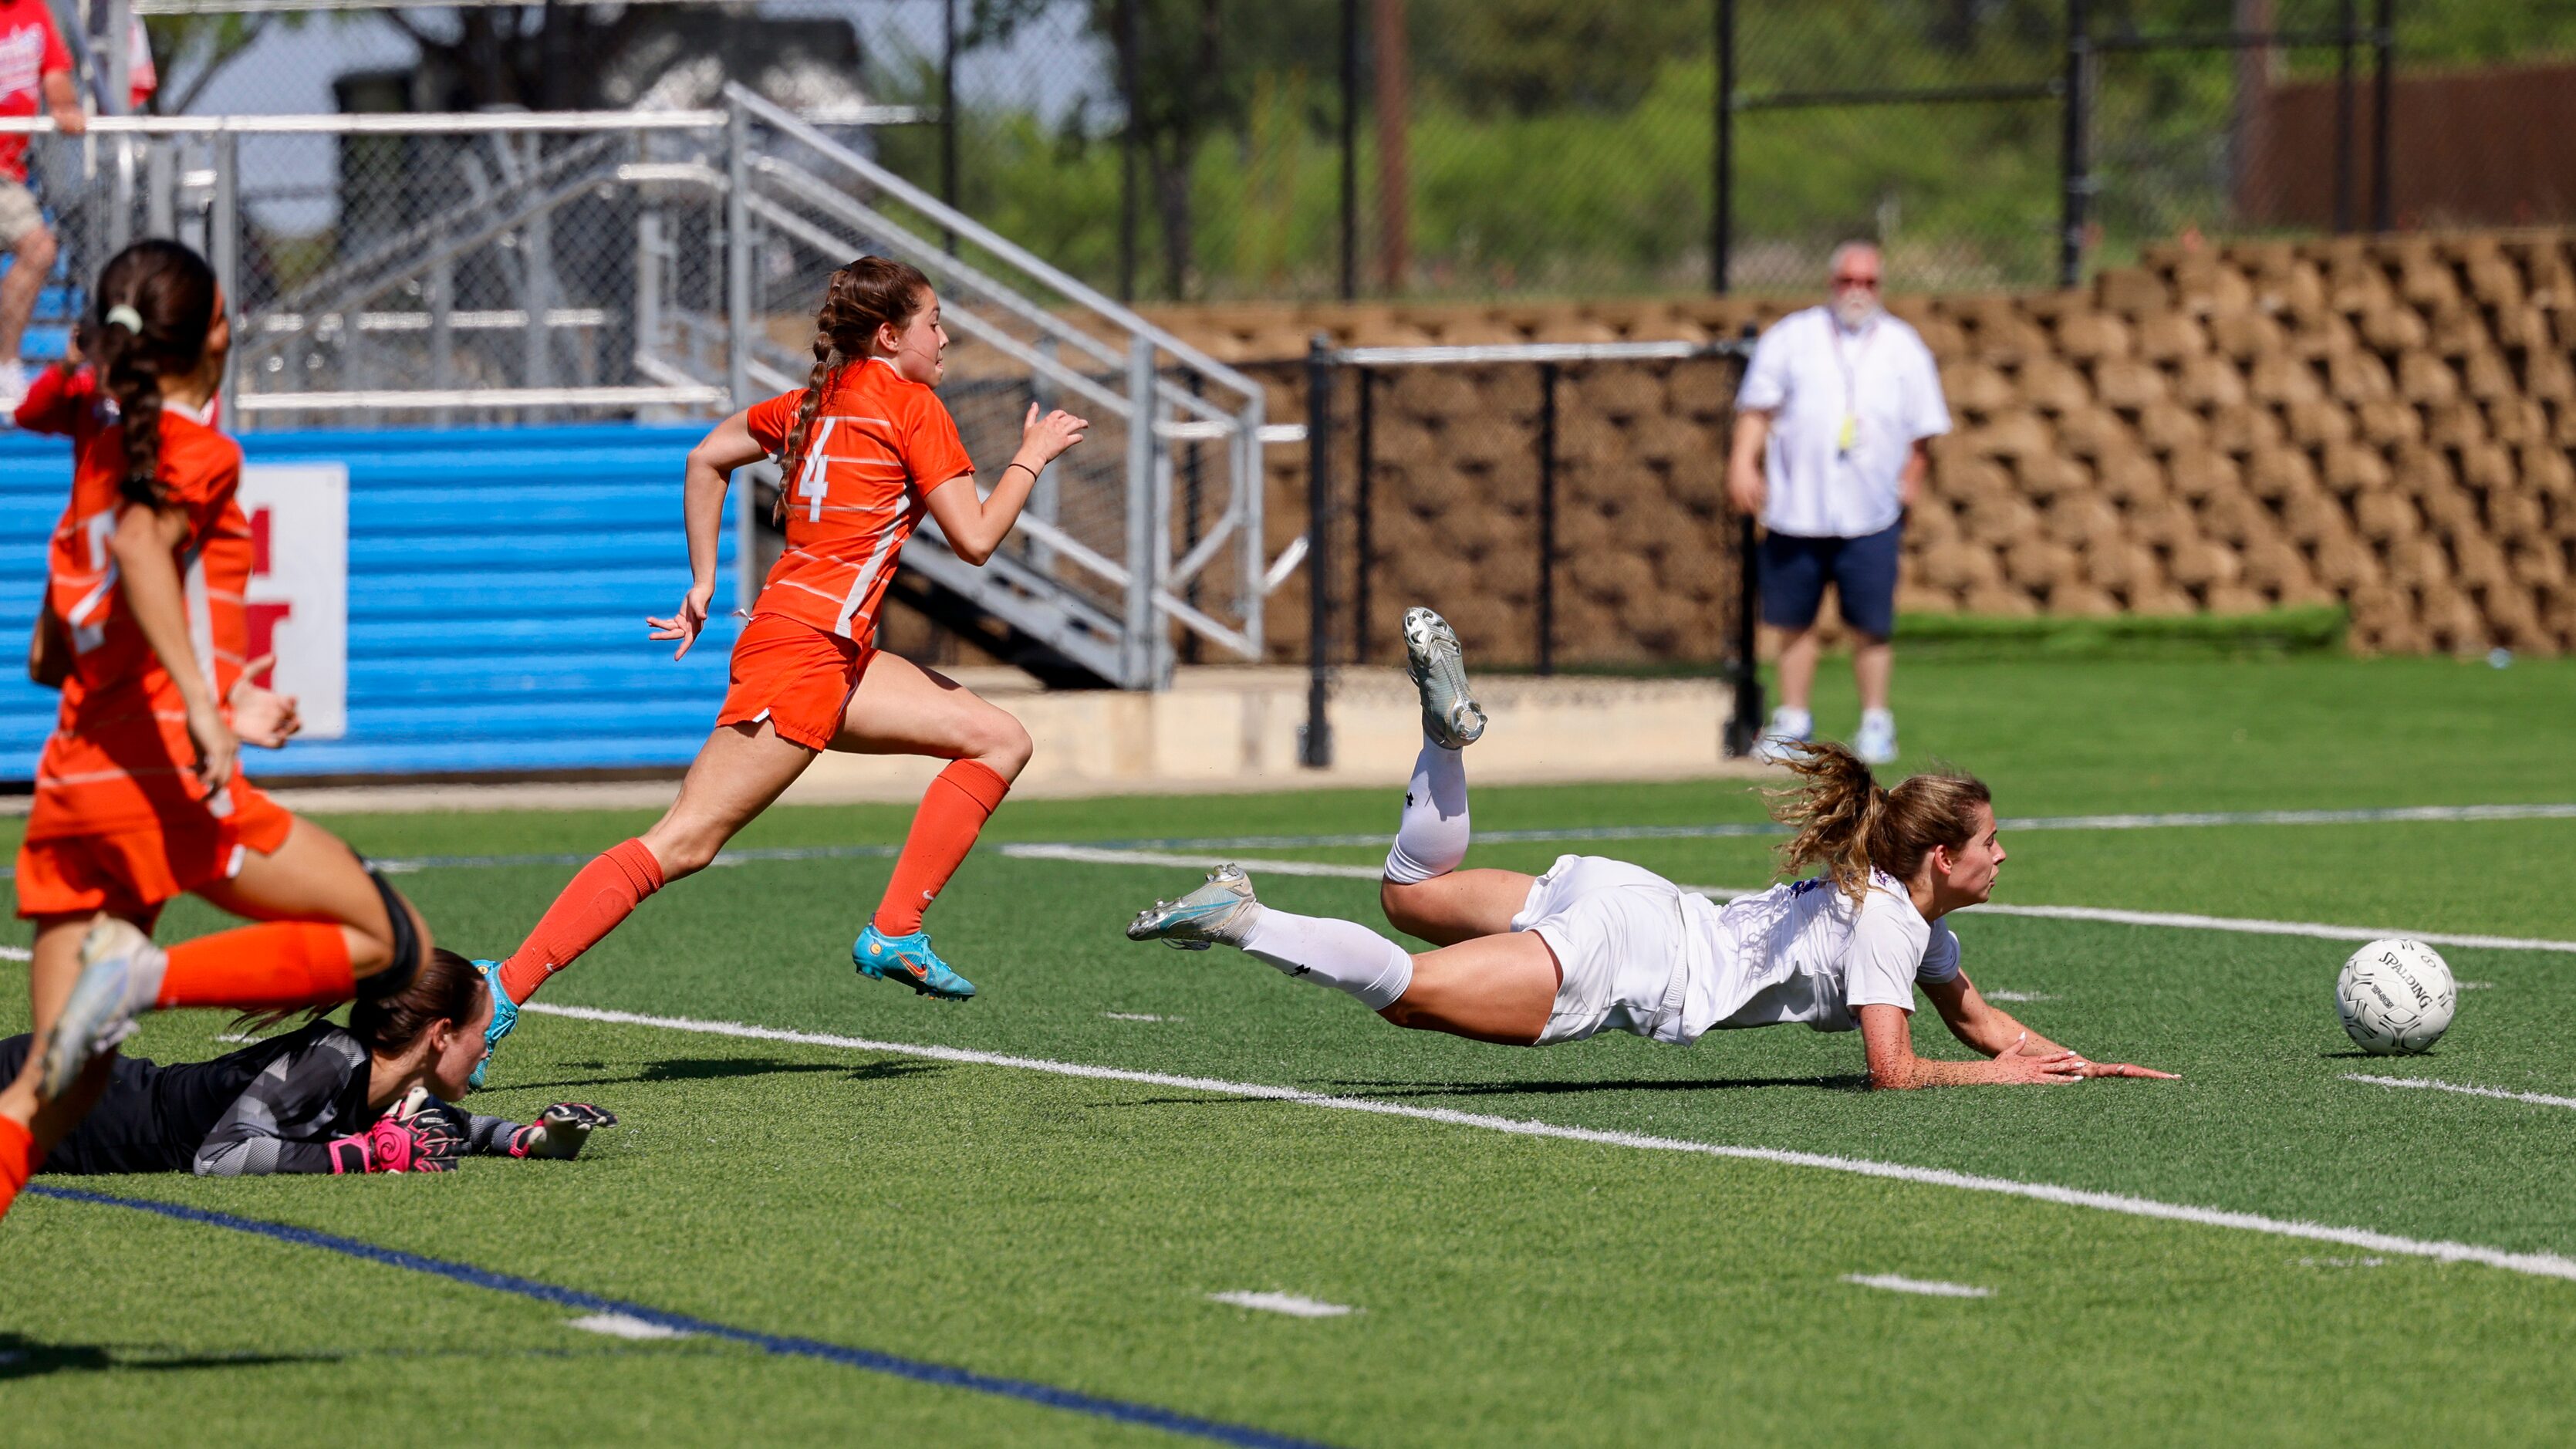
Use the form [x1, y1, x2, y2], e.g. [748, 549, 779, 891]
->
[1854, 709, 1899, 766]
[0, 359, 28, 417]
[1751, 705, 1814, 764]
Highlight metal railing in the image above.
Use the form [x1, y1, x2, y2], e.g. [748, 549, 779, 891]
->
[2, 95, 1286, 688]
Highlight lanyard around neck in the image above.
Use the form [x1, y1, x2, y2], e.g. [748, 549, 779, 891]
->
[1827, 316, 1877, 417]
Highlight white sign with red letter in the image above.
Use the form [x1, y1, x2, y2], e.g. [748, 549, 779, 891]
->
[238, 462, 348, 739]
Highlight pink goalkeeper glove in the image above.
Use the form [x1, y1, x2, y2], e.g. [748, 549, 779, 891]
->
[328, 1098, 467, 1174]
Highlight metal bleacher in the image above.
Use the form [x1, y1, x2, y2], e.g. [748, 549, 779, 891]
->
[0, 423, 740, 779]
[0, 89, 1289, 782]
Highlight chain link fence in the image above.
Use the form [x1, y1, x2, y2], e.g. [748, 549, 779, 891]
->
[40, 2, 2576, 323]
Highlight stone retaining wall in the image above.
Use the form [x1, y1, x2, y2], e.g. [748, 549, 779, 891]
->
[1152, 228, 2576, 660]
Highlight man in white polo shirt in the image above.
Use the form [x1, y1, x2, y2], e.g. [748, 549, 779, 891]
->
[1727, 241, 1950, 765]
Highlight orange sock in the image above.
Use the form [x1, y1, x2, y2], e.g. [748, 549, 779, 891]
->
[873, 760, 1010, 937]
[154, 920, 355, 1012]
[0, 1114, 33, 1221]
[498, 838, 665, 1003]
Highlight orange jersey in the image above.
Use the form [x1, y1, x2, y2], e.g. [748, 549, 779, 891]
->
[743, 360, 975, 642]
[29, 398, 256, 840]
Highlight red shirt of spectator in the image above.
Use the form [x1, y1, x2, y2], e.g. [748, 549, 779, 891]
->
[0, 0, 69, 182]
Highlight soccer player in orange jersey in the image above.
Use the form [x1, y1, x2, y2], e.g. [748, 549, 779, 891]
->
[0, 242, 434, 1224]
[474, 256, 1086, 1079]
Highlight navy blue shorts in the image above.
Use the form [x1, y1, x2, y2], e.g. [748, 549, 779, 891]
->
[1758, 520, 1902, 639]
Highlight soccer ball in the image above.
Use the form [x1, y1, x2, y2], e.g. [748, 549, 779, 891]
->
[2335, 938, 2456, 1055]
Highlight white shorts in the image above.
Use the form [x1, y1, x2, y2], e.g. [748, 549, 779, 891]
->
[1514, 855, 1695, 1045]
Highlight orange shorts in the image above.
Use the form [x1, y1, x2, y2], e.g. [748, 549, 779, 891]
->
[15, 778, 295, 924]
[715, 612, 872, 752]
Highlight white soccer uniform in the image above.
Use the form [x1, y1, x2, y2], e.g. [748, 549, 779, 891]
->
[1513, 855, 1960, 1047]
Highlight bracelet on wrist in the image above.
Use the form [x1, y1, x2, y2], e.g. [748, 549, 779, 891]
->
[1004, 461, 1039, 481]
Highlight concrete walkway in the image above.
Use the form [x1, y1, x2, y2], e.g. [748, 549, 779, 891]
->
[5, 668, 1772, 817]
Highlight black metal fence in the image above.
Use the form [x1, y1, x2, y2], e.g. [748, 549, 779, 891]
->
[123, 2, 2576, 306]
[866, 0, 2576, 302]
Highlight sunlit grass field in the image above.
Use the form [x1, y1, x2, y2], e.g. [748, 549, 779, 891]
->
[7, 654, 2575, 1446]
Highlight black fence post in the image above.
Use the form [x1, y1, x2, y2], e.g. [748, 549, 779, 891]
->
[1724, 331, 1766, 758]
[2058, 0, 2092, 289]
[1536, 361, 1559, 676]
[1303, 335, 1335, 768]
[1354, 368, 1376, 665]
[939, 0, 957, 254]
[1116, 0, 1139, 302]
[2334, 0, 2358, 235]
[2370, 0, 2395, 232]
[1340, 0, 1359, 301]
[1713, 0, 1734, 295]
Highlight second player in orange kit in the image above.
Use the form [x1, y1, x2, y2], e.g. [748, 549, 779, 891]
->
[0, 242, 436, 1222]
[474, 256, 1087, 1080]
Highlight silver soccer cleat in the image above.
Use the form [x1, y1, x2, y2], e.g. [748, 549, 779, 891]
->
[1403, 606, 1487, 749]
[1126, 864, 1262, 951]
[39, 916, 167, 1098]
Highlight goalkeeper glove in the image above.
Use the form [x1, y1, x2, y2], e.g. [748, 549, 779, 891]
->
[328, 1097, 468, 1174]
[505, 1102, 618, 1160]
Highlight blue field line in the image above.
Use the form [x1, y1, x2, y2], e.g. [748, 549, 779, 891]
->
[25, 1185, 1338, 1449]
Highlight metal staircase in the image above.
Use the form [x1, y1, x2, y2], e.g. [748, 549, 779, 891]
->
[717, 86, 1277, 687]
[57, 99, 1283, 690]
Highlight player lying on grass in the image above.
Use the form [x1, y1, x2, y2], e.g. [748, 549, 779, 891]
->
[0, 948, 613, 1175]
[1128, 607, 2174, 1089]
[471, 255, 1090, 1088]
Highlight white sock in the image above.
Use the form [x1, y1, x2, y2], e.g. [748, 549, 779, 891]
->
[1861, 708, 1895, 731]
[1768, 704, 1814, 738]
[1383, 734, 1469, 884]
[1239, 907, 1416, 1011]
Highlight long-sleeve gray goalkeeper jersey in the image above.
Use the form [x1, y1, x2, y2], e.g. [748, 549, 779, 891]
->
[191, 1022, 524, 1175]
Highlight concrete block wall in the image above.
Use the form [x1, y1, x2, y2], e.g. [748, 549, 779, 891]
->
[1152, 228, 2576, 659]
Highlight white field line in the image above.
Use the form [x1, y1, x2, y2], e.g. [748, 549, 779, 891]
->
[1207, 1292, 1356, 1319]
[1842, 1274, 1993, 1299]
[0, 946, 29, 961]
[1081, 802, 2576, 854]
[1003, 843, 1383, 880]
[2345, 1075, 2576, 1111]
[522, 1001, 2576, 1285]
[567, 1312, 692, 1340]
[1952, 902, 2576, 955]
[1983, 991, 2055, 1003]
[1001, 844, 2576, 956]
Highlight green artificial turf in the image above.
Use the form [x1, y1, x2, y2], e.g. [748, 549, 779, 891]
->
[5, 652, 2576, 1446]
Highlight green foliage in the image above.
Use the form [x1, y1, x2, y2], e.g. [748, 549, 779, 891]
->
[902, 0, 2576, 301]
[1893, 603, 2351, 660]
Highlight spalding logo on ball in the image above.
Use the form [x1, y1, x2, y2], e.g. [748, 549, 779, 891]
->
[2335, 938, 2456, 1055]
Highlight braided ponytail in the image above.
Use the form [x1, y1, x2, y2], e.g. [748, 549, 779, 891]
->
[771, 255, 934, 525]
[87, 240, 220, 509]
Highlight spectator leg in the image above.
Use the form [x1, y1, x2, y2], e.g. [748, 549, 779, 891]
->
[1774, 623, 1822, 713]
[1852, 634, 1892, 713]
[0, 223, 55, 362]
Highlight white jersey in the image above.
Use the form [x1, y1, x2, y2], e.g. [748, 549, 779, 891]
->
[1677, 870, 1960, 1039]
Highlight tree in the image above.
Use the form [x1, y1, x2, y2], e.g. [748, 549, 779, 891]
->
[967, 0, 1335, 298]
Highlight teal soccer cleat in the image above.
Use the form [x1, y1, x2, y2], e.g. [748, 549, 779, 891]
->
[854, 925, 977, 1000]
[470, 958, 518, 1089]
